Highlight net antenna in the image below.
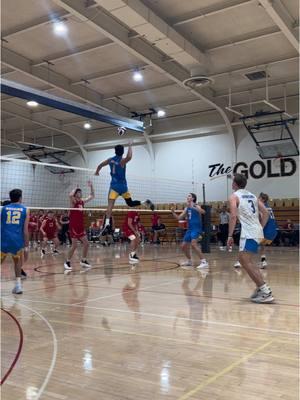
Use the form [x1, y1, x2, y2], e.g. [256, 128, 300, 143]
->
[240, 110, 298, 159]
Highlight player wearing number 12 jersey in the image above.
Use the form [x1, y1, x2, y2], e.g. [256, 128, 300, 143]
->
[227, 174, 274, 303]
[1, 189, 29, 294]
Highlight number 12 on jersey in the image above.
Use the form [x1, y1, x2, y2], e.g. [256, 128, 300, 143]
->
[6, 210, 21, 224]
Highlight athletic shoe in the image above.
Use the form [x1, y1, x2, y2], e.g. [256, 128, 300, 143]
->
[52, 249, 59, 255]
[129, 253, 140, 263]
[180, 260, 193, 268]
[64, 261, 72, 271]
[251, 289, 274, 304]
[12, 284, 23, 294]
[219, 246, 226, 251]
[80, 260, 91, 268]
[40, 249, 46, 258]
[250, 287, 260, 299]
[228, 246, 233, 253]
[259, 260, 268, 269]
[234, 261, 241, 268]
[144, 199, 155, 211]
[21, 269, 27, 280]
[196, 260, 209, 269]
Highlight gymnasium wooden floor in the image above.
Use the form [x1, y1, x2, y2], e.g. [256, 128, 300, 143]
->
[1, 244, 299, 400]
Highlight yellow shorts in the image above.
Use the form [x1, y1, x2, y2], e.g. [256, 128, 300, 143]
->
[108, 189, 131, 201]
[1, 249, 23, 261]
[260, 239, 273, 245]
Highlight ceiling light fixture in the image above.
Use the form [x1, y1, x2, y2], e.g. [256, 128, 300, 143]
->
[157, 109, 166, 118]
[26, 100, 39, 107]
[83, 122, 92, 130]
[53, 21, 68, 36]
[133, 70, 143, 82]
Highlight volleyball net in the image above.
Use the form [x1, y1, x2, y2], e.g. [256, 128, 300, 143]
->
[1, 156, 202, 211]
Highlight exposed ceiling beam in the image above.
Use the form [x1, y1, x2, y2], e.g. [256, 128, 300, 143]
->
[2, 101, 88, 163]
[1, 11, 69, 38]
[259, 0, 299, 52]
[95, 0, 207, 70]
[206, 27, 281, 52]
[1, 46, 129, 116]
[209, 56, 299, 79]
[52, 0, 235, 154]
[33, 39, 115, 66]
[172, 0, 256, 26]
[104, 83, 177, 100]
[71, 64, 147, 85]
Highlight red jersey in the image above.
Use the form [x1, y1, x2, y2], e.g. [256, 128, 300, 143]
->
[69, 200, 85, 238]
[38, 214, 45, 229]
[41, 217, 57, 239]
[123, 211, 139, 237]
[151, 213, 160, 226]
[29, 214, 38, 232]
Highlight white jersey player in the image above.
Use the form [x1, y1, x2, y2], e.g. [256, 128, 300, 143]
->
[227, 174, 274, 303]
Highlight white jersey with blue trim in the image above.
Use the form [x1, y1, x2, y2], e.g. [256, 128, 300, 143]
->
[235, 189, 263, 241]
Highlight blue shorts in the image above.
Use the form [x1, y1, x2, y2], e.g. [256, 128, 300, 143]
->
[1, 242, 24, 257]
[183, 229, 201, 243]
[239, 238, 260, 253]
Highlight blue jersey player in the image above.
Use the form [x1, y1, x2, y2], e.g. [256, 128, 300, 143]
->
[258, 192, 278, 268]
[171, 193, 209, 270]
[95, 140, 154, 231]
[1, 189, 29, 294]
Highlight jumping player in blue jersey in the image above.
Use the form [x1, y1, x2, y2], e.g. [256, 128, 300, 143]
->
[95, 141, 154, 231]
[1, 189, 29, 294]
[171, 193, 209, 269]
[258, 192, 278, 268]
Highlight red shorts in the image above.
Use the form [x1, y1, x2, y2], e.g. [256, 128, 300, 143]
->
[69, 226, 86, 239]
[123, 229, 136, 239]
[43, 231, 57, 240]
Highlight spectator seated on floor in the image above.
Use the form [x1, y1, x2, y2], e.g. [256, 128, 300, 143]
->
[281, 219, 296, 246]
[151, 212, 166, 244]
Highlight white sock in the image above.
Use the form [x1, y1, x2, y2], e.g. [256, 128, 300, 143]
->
[259, 283, 270, 292]
[16, 277, 21, 285]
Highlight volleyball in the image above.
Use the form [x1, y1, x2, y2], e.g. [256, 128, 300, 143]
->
[117, 126, 127, 136]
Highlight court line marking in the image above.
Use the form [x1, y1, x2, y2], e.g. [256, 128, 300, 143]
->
[72, 278, 184, 305]
[177, 339, 275, 400]
[16, 299, 299, 336]
[4, 300, 58, 400]
[0, 308, 24, 385]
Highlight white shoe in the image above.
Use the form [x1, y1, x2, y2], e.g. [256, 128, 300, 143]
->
[64, 261, 72, 271]
[228, 246, 233, 252]
[219, 246, 226, 251]
[251, 289, 274, 303]
[234, 261, 241, 268]
[12, 284, 23, 294]
[80, 260, 91, 268]
[196, 260, 209, 269]
[180, 260, 193, 269]
[129, 253, 140, 263]
[259, 260, 267, 269]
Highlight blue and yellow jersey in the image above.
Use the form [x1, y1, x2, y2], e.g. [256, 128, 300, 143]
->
[186, 206, 202, 232]
[109, 155, 127, 185]
[1, 203, 27, 255]
[263, 203, 277, 241]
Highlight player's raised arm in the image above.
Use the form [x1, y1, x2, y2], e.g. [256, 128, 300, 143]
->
[120, 141, 133, 167]
[171, 206, 187, 221]
[83, 181, 95, 203]
[258, 199, 269, 228]
[195, 204, 206, 215]
[95, 158, 110, 176]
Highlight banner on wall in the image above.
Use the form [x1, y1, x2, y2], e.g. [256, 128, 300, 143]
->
[208, 157, 297, 180]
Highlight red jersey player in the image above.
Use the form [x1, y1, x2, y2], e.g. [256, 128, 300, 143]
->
[64, 181, 94, 271]
[122, 211, 140, 263]
[40, 210, 60, 257]
[28, 211, 38, 248]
